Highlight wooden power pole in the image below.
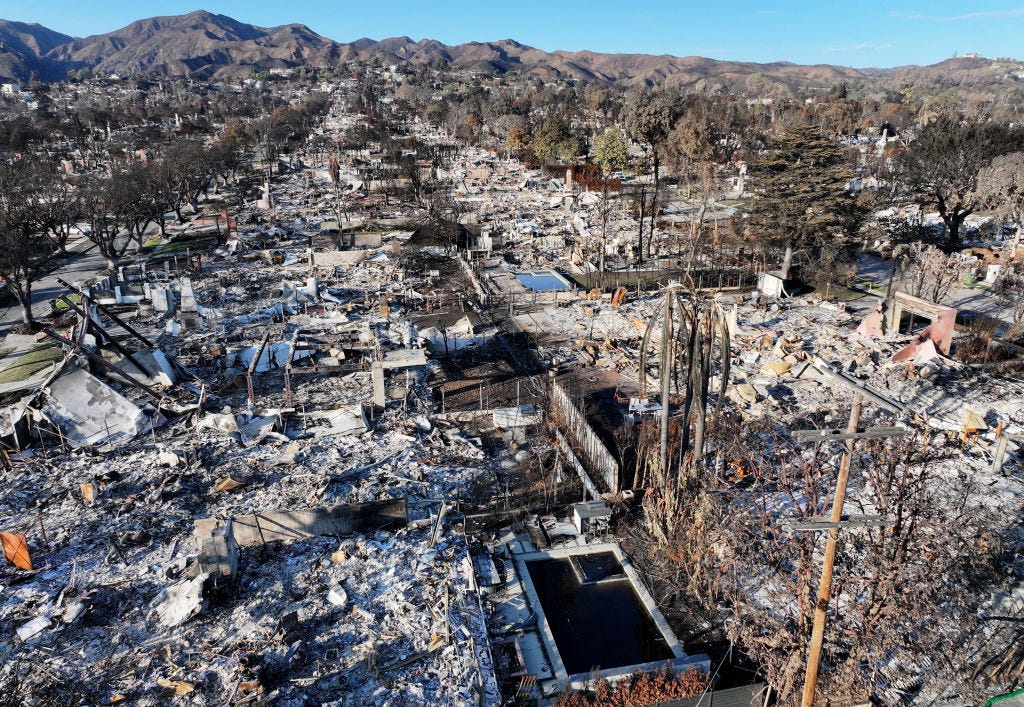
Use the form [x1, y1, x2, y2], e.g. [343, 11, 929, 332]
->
[798, 393, 906, 707]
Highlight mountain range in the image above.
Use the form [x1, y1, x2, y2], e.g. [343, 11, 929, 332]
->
[0, 9, 1016, 92]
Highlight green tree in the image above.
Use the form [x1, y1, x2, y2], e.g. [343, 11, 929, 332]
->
[592, 127, 631, 275]
[593, 126, 630, 174]
[531, 116, 582, 164]
[748, 125, 864, 280]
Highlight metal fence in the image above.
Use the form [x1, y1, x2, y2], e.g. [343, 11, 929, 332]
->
[550, 380, 620, 492]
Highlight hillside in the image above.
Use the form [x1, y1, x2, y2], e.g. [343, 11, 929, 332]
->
[0, 20, 74, 81]
[45, 10, 340, 80]
[0, 10, 1020, 94]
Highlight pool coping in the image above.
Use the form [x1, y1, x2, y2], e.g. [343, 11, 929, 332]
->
[511, 542, 709, 692]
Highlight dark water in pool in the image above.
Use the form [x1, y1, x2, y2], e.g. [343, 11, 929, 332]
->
[526, 553, 673, 675]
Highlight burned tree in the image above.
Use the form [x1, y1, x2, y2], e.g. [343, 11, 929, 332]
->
[636, 284, 730, 542]
[0, 156, 57, 329]
[79, 172, 132, 271]
[155, 138, 216, 223]
[748, 125, 864, 280]
[708, 426, 1004, 703]
[897, 116, 1024, 251]
[624, 91, 680, 262]
[892, 241, 967, 304]
[423, 181, 469, 249]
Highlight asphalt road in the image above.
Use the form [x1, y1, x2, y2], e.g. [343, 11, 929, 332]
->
[0, 237, 110, 334]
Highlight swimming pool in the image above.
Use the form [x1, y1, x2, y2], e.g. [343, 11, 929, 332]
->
[515, 270, 573, 292]
[525, 552, 673, 675]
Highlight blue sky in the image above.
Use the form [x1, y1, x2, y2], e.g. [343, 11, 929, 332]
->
[8, 1, 1024, 67]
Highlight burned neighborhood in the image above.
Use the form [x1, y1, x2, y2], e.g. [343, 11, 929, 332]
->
[0, 7, 1023, 707]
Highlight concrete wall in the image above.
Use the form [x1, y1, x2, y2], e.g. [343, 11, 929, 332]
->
[653, 684, 768, 707]
[512, 542, 710, 691]
[197, 498, 407, 547]
[459, 255, 489, 305]
[554, 429, 599, 499]
[550, 381, 619, 492]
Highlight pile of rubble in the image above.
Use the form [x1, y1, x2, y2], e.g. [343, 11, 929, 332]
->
[0, 91, 1021, 707]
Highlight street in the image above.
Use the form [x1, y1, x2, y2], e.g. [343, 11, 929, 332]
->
[0, 237, 109, 334]
[857, 253, 1018, 334]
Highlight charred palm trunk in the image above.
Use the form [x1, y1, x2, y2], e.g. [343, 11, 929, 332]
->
[638, 284, 731, 540]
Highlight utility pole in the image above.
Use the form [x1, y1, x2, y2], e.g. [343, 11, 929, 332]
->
[800, 393, 861, 707]
[797, 394, 907, 707]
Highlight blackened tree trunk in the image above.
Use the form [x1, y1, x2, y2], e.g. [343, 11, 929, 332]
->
[648, 152, 660, 260]
[898, 116, 1024, 252]
[0, 156, 57, 331]
[19, 279, 33, 327]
